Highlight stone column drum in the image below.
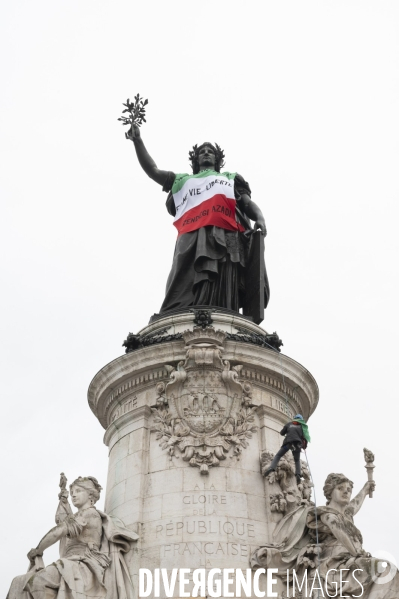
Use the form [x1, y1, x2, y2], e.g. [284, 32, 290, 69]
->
[88, 311, 318, 597]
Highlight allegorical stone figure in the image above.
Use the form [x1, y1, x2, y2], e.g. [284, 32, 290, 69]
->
[252, 473, 399, 598]
[127, 124, 270, 320]
[7, 476, 138, 599]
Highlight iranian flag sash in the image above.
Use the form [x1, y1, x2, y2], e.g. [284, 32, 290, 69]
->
[171, 170, 245, 235]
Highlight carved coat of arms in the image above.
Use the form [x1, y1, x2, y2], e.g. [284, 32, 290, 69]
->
[152, 327, 257, 474]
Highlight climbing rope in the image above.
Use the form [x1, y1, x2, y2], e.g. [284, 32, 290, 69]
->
[262, 339, 322, 598]
[304, 449, 321, 599]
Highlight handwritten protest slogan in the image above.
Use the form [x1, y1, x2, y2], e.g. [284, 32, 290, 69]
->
[172, 173, 244, 235]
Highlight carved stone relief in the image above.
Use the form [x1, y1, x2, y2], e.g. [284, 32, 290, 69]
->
[261, 449, 314, 514]
[151, 326, 258, 474]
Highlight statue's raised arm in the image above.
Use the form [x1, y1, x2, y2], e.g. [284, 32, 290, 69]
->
[127, 123, 171, 188]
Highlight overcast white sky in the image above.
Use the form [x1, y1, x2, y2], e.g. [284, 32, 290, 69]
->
[1, 0, 399, 592]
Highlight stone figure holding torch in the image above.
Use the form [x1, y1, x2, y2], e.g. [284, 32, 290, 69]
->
[364, 447, 375, 498]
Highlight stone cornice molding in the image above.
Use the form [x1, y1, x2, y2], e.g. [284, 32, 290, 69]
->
[88, 312, 318, 433]
[88, 342, 185, 427]
[140, 310, 269, 339]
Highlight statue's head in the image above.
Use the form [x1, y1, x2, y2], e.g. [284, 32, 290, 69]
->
[70, 476, 102, 506]
[323, 473, 354, 506]
[189, 142, 226, 174]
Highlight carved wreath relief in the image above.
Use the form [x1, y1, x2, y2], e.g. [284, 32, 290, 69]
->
[151, 326, 257, 474]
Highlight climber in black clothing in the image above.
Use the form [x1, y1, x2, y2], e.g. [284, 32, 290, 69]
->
[263, 414, 311, 485]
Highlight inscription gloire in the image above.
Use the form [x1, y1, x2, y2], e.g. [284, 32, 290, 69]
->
[183, 494, 227, 504]
[179, 493, 232, 516]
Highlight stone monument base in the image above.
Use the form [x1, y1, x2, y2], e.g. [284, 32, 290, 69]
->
[88, 309, 318, 598]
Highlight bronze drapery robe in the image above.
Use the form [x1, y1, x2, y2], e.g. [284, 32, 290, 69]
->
[160, 173, 270, 316]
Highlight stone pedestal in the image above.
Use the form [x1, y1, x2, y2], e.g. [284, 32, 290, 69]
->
[88, 310, 318, 597]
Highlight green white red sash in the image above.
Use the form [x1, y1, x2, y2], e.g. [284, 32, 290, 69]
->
[171, 170, 245, 235]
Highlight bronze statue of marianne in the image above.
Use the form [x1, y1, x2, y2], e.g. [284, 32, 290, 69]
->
[127, 124, 270, 324]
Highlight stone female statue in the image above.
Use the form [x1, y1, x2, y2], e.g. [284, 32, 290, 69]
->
[127, 124, 270, 322]
[7, 476, 138, 599]
[252, 473, 399, 598]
